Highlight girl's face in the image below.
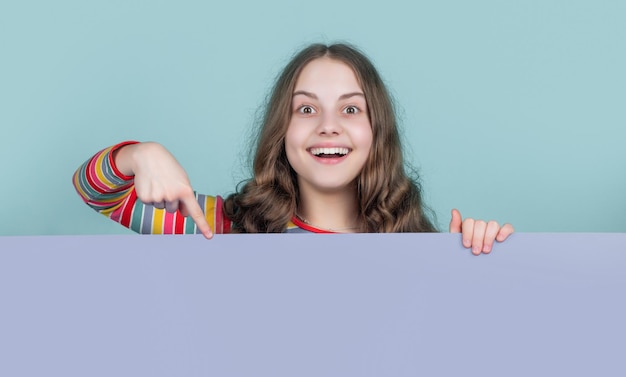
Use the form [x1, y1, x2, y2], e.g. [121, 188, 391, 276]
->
[285, 57, 373, 196]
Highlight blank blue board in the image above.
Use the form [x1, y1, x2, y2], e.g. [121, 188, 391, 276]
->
[0, 233, 624, 376]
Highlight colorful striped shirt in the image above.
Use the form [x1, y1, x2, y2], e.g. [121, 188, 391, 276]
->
[72, 142, 331, 234]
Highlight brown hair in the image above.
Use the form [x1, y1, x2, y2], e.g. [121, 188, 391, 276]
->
[223, 43, 436, 233]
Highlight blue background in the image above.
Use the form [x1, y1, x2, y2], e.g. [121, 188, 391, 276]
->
[1, 0, 625, 235]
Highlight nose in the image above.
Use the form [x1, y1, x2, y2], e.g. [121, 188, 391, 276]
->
[316, 113, 342, 136]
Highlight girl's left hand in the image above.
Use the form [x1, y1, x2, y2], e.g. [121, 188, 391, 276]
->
[449, 209, 514, 255]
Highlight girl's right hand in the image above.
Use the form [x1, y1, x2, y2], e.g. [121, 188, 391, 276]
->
[113, 142, 213, 239]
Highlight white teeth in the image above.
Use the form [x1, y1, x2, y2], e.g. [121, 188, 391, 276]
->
[310, 147, 349, 156]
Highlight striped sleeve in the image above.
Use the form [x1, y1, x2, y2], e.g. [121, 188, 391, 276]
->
[72, 141, 231, 234]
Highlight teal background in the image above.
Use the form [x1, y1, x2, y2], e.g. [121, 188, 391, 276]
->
[1, 0, 624, 235]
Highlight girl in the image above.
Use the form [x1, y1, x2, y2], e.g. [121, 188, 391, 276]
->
[73, 43, 514, 255]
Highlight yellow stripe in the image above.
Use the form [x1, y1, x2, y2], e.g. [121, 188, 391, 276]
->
[205, 196, 216, 232]
[153, 208, 165, 234]
[286, 219, 297, 229]
[93, 149, 110, 187]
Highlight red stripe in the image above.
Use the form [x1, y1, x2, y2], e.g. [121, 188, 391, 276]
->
[215, 196, 223, 234]
[120, 189, 137, 228]
[108, 141, 139, 180]
[174, 209, 185, 234]
[223, 215, 231, 234]
[290, 216, 335, 234]
[215, 196, 232, 234]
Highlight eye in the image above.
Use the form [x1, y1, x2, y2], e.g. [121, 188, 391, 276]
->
[297, 105, 316, 115]
[343, 106, 360, 115]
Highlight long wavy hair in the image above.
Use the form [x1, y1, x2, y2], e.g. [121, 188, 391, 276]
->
[223, 43, 436, 233]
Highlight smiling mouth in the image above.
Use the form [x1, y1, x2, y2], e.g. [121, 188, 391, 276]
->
[309, 147, 350, 158]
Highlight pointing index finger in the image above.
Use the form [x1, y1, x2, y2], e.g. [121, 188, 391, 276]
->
[181, 195, 213, 239]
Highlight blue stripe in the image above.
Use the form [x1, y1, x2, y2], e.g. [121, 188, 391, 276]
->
[141, 205, 154, 234]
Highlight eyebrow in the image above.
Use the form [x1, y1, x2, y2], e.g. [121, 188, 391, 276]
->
[292, 90, 365, 100]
